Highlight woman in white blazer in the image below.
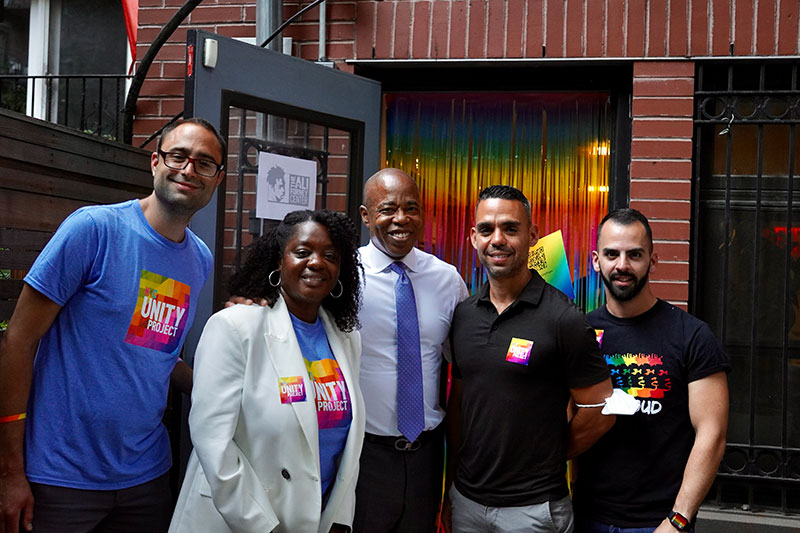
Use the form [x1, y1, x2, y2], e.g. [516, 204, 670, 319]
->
[169, 210, 364, 533]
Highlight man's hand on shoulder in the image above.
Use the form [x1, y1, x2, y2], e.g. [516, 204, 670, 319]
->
[0, 469, 33, 532]
[223, 296, 269, 308]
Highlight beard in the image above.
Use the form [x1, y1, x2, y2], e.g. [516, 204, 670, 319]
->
[600, 268, 649, 302]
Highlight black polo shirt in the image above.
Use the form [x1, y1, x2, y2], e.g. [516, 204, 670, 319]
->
[450, 270, 609, 507]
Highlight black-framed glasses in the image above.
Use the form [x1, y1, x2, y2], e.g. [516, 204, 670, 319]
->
[158, 150, 223, 178]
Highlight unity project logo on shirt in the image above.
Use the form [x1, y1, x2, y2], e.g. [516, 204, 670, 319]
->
[125, 270, 191, 353]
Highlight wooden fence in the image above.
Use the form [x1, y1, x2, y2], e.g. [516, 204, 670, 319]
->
[0, 109, 153, 334]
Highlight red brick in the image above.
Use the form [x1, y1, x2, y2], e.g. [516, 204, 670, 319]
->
[632, 97, 694, 117]
[606, 0, 624, 56]
[431, 2, 451, 58]
[162, 61, 187, 78]
[216, 24, 256, 39]
[650, 220, 690, 240]
[328, 3, 356, 21]
[412, 2, 432, 59]
[630, 179, 691, 200]
[633, 78, 694, 97]
[284, 22, 325, 41]
[326, 41, 355, 59]
[138, 0, 163, 7]
[335, 60, 354, 73]
[632, 118, 694, 138]
[544, 0, 564, 57]
[652, 261, 689, 280]
[525, 0, 544, 57]
[394, 1, 412, 58]
[711, 0, 731, 55]
[487, 0, 505, 57]
[140, 79, 185, 97]
[565, 0, 583, 57]
[468, 0, 487, 58]
[505, 0, 524, 58]
[147, 42, 187, 62]
[647, 0, 668, 56]
[138, 7, 177, 25]
[190, 6, 243, 24]
[777, 1, 799, 55]
[451, 1, 468, 57]
[326, 195, 347, 212]
[374, 1, 394, 58]
[733, 0, 754, 55]
[669, 0, 688, 56]
[355, 1, 375, 59]
[689, 0, 709, 56]
[633, 61, 694, 77]
[653, 242, 690, 262]
[630, 159, 693, 180]
[161, 98, 185, 116]
[132, 117, 172, 135]
[354, 2, 377, 59]
[137, 27, 161, 43]
[626, 0, 646, 56]
[631, 139, 693, 159]
[756, 0, 777, 55]
[586, 0, 604, 57]
[630, 199, 691, 220]
[650, 281, 689, 300]
[135, 98, 160, 117]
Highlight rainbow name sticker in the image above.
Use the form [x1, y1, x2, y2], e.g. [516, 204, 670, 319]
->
[506, 337, 534, 365]
[278, 376, 306, 404]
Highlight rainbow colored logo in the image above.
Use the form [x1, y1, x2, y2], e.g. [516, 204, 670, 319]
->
[125, 270, 191, 353]
[506, 337, 534, 365]
[278, 376, 307, 404]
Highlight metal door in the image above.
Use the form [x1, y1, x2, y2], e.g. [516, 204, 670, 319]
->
[182, 29, 381, 356]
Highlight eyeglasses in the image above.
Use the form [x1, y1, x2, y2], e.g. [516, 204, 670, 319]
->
[158, 150, 223, 178]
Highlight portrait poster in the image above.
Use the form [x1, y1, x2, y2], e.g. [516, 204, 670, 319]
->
[255, 152, 318, 220]
[528, 230, 575, 299]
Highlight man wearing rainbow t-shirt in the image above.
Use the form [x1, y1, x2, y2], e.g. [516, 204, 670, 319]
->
[573, 208, 729, 533]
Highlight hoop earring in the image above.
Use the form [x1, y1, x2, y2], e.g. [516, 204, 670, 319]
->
[329, 279, 343, 299]
[268, 269, 281, 287]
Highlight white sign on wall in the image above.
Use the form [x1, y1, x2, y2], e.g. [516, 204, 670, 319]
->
[255, 152, 318, 221]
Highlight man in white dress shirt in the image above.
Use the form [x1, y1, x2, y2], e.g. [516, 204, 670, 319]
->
[353, 168, 468, 532]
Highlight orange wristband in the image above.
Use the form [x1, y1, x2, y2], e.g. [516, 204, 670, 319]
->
[0, 413, 27, 423]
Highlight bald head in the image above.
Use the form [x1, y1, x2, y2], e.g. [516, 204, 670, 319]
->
[360, 168, 423, 259]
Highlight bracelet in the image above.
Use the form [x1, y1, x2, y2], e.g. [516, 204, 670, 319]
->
[0, 412, 27, 424]
[574, 401, 605, 408]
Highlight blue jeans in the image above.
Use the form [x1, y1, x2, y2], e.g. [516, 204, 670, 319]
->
[576, 520, 655, 533]
[450, 485, 574, 532]
[576, 519, 694, 533]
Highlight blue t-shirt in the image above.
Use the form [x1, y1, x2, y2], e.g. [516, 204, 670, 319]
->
[290, 313, 352, 504]
[23, 200, 212, 490]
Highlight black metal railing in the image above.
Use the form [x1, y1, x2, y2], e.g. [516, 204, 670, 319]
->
[0, 74, 132, 141]
[693, 61, 800, 515]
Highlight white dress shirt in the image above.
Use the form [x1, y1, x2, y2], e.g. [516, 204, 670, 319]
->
[358, 241, 469, 436]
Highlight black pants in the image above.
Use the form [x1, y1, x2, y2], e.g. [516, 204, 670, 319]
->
[353, 427, 444, 533]
[28, 472, 172, 533]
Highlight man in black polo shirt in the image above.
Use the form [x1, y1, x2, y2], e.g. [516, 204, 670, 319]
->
[442, 185, 614, 533]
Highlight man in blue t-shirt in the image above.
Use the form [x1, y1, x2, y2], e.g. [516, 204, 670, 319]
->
[0, 118, 226, 533]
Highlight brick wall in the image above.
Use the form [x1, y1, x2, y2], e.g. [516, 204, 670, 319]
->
[629, 61, 694, 309]
[134, 0, 798, 306]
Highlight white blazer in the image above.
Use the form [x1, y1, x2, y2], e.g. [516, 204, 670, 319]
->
[169, 299, 364, 533]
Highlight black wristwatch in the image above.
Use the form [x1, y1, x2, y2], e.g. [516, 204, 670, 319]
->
[667, 510, 691, 531]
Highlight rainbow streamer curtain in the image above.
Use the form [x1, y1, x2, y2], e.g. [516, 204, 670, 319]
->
[384, 92, 611, 312]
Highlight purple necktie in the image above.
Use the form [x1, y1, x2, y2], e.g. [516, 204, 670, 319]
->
[389, 261, 425, 442]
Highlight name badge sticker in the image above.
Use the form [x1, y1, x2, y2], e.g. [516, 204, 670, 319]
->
[594, 329, 605, 349]
[278, 376, 307, 404]
[506, 337, 534, 365]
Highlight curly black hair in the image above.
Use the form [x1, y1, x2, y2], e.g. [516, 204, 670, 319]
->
[228, 209, 362, 332]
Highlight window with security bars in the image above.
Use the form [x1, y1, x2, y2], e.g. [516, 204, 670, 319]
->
[693, 61, 800, 515]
